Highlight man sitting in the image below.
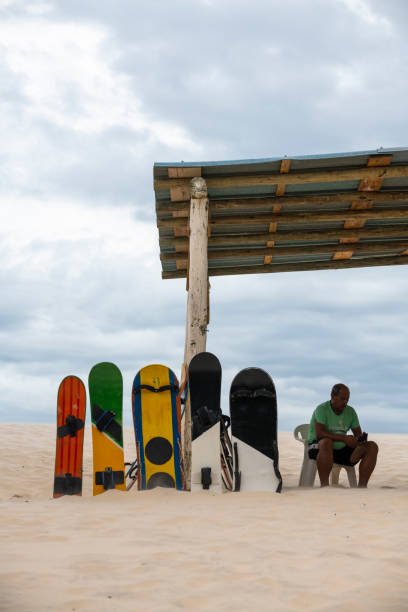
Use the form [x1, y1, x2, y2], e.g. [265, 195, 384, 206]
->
[308, 383, 378, 487]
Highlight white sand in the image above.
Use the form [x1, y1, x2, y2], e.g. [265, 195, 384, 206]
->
[1, 425, 407, 611]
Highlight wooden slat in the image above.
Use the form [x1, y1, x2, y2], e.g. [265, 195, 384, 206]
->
[332, 250, 353, 260]
[351, 201, 373, 210]
[344, 219, 366, 229]
[173, 226, 189, 237]
[367, 155, 392, 167]
[264, 255, 273, 264]
[162, 255, 408, 279]
[158, 206, 408, 230]
[280, 159, 291, 173]
[275, 184, 286, 196]
[340, 236, 359, 244]
[161, 227, 408, 249]
[156, 191, 408, 215]
[168, 167, 202, 178]
[161, 241, 408, 262]
[155, 165, 408, 193]
[172, 209, 189, 218]
[170, 186, 191, 202]
[358, 178, 383, 191]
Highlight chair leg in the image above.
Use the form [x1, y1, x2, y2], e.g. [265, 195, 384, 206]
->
[331, 464, 357, 487]
[331, 464, 341, 485]
[346, 466, 358, 488]
[299, 450, 317, 487]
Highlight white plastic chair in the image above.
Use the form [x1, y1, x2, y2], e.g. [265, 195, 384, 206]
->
[294, 424, 357, 487]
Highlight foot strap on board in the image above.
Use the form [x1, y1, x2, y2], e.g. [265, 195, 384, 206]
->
[54, 473, 82, 495]
[231, 387, 275, 401]
[92, 405, 122, 445]
[95, 467, 125, 490]
[133, 383, 179, 394]
[57, 415, 84, 438]
[192, 405, 220, 439]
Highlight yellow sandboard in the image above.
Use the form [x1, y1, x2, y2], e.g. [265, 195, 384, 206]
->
[132, 364, 183, 490]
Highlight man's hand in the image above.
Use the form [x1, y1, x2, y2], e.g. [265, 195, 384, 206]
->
[344, 435, 359, 448]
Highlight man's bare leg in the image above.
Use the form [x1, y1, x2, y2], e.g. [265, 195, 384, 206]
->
[351, 441, 378, 487]
[316, 438, 333, 487]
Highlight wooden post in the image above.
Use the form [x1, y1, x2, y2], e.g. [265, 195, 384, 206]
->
[182, 176, 209, 490]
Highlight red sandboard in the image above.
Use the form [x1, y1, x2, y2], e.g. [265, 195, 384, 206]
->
[53, 376, 86, 497]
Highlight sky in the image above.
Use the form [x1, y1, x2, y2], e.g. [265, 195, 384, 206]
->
[0, 0, 407, 433]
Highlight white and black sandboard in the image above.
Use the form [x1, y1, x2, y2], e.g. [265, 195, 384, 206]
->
[230, 367, 282, 492]
[189, 352, 226, 492]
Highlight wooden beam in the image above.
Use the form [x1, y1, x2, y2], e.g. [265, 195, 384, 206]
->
[155, 164, 408, 194]
[160, 227, 408, 252]
[168, 167, 201, 178]
[170, 186, 190, 202]
[280, 159, 291, 173]
[367, 155, 392, 167]
[156, 191, 408, 216]
[344, 219, 366, 229]
[351, 200, 373, 210]
[358, 178, 383, 191]
[157, 206, 408, 231]
[182, 176, 209, 491]
[332, 250, 354, 260]
[162, 255, 408, 279]
[161, 241, 408, 262]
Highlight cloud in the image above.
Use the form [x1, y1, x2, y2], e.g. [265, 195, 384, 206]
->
[0, 18, 197, 148]
[0, 0, 407, 432]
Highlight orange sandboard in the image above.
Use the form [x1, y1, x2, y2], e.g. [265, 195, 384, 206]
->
[53, 376, 86, 497]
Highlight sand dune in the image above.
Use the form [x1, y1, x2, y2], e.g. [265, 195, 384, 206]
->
[1, 425, 407, 611]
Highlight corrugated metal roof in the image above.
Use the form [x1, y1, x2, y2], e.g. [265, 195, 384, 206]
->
[153, 147, 408, 279]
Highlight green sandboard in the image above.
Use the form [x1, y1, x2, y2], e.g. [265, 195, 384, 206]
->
[88, 362, 126, 495]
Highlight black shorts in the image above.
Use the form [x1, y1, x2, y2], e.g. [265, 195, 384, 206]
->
[308, 443, 357, 466]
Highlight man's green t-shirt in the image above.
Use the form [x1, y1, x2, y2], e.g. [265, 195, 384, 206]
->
[308, 400, 360, 449]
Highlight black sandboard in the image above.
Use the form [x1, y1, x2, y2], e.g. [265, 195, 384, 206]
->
[189, 352, 222, 440]
[230, 367, 282, 491]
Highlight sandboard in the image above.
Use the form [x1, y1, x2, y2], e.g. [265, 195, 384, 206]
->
[230, 368, 282, 492]
[89, 362, 126, 495]
[189, 352, 232, 492]
[53, 376, 86, 497]
[132, 364, 183, 490]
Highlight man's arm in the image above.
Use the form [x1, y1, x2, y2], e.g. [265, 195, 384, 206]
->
[315, 422, 359, 448]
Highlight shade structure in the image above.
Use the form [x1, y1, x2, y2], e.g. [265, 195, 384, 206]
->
[154, 147, 408, 279]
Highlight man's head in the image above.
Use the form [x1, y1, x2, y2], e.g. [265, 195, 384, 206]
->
[330, 383, 350, 413]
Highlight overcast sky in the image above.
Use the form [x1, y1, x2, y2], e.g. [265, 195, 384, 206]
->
[1, 0, 407, 433]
